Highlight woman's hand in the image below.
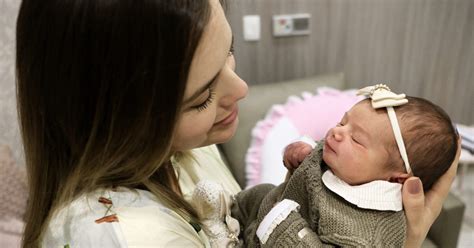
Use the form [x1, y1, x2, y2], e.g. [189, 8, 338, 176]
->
[402, 138, 461, 247]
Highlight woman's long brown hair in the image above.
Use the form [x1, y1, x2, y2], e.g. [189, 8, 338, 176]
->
[16, 0, 211, 246]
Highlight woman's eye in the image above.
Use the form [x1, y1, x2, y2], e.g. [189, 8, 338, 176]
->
[337, 122, 344, 127]
[229, 36, 235, 56]
[193, 88, 215, 112]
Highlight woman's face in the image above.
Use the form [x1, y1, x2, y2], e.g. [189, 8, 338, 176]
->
[171, 0, 248, 151]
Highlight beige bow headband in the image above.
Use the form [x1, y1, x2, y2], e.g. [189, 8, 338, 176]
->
[357, 84, 412, 174]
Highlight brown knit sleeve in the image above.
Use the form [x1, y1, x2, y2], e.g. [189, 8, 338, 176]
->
[372, 211, 407, 246]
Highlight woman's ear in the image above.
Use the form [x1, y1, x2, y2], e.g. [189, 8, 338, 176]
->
[388, 172, 411, 184]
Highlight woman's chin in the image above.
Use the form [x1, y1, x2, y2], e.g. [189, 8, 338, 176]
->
[210, 118, 239, 144]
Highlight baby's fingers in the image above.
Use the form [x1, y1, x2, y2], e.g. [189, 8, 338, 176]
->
[298, 145, 313, 162]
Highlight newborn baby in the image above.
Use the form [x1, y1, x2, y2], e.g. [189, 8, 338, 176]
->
[194, 85, 458, 247]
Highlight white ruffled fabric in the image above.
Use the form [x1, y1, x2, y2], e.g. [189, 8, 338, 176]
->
[256, 199, 300, 244]
[192, 180, 240, 248]
[322, 170, 402, 211]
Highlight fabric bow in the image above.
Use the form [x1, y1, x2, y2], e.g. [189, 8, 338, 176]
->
[357, 84, 412, 175]
[357, 84, 408, 109]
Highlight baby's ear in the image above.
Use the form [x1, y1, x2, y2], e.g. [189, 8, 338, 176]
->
[388, 172, 411, 184]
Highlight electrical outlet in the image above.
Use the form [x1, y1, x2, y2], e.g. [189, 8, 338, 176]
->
[243, 15, 261, 41]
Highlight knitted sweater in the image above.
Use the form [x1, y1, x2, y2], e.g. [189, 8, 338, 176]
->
[233, 142, 406, 247]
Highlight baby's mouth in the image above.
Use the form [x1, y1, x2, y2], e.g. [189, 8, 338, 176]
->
[324, 140, 336, 154]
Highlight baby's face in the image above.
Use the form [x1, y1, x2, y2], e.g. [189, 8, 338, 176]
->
[323, 100, 401, 185]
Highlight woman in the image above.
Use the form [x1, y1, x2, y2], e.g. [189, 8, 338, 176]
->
[16, 0, 460, 247]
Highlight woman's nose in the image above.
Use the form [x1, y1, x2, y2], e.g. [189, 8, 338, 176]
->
[233, 75, 248, 102]
[219, 70, 248, 107]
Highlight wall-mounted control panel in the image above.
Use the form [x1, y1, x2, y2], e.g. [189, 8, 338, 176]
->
[273, 14, 311, 37]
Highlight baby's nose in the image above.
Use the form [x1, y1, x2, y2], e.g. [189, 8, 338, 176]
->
[333, 132, 343, 142]
[331, 127, 345, 142]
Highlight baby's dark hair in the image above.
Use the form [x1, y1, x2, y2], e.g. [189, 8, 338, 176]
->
[394, 96, 458, 191]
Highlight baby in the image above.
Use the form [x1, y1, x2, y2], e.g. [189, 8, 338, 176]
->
[193, 85, 458, 247]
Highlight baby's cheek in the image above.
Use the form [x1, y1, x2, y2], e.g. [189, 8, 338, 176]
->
[344, 145, 357, 159]
[344, 151, 355, 160]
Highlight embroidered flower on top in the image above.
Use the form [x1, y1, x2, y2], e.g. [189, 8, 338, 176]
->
[95, 196, 119, 224]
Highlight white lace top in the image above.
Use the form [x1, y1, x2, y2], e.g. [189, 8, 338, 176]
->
[42, 145, 241, 248]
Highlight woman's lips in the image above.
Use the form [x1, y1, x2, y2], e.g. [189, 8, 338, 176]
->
[214, 107, 238, 126]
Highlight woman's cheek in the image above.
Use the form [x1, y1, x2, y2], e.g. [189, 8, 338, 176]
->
[192, 113, 216, 137]
[191, 112, 216, 140]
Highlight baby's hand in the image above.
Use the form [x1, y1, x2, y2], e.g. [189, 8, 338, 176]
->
[283, 141, 313, 173]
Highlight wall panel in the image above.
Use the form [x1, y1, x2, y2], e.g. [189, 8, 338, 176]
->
[226, 0, 474, 124]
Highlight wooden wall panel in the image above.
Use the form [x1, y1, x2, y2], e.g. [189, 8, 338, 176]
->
[226, 0, 474, 124]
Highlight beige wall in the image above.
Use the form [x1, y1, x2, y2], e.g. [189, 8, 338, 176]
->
[0, 0, 22, 162]
[1, 0, 473, 161]
[226, 0, 474, 125]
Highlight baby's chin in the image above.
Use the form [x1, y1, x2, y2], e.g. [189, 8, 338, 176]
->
[322, 152, 340, 177]
[322, 150, 334, 168]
